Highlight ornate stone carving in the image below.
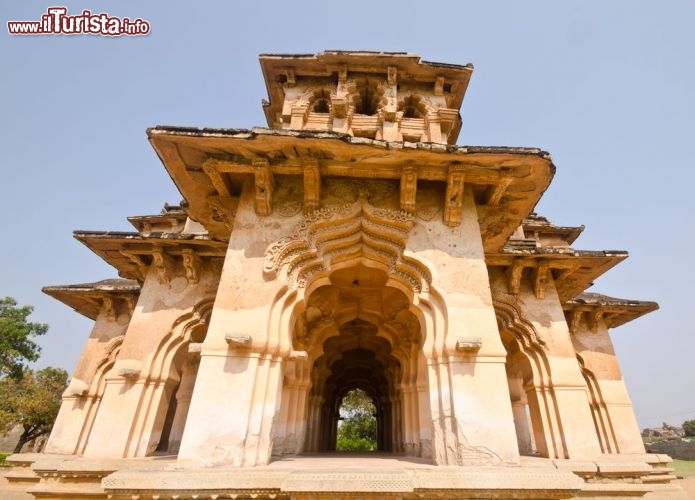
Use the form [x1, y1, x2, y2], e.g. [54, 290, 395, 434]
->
[101, 296, 116, 321]
[534, 261, 550, 299]
[303, 160, 321, 212]
[206, 193, 234, 228]
[263, 199, 431, 294]
[492, 292, 546, 350]
[399, 165, 417, 213]
[323, 179, 398, 207]
[151, 249, 176, 285]
[253, 157, 274, 216]
[443, 164, 466, 226]
[274, 177, 303, 217]
[506, 258, 527, 295]
[181, 248, 200, 285]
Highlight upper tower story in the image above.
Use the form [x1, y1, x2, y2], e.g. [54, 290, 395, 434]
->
[260, 51, 473, 144]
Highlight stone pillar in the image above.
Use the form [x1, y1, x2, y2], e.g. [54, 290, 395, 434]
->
[167, 353, 200, 453]
[176, 182, 298, 466]
[45, 298, 130, 455]
[508, 375, 534, 455]
[513, 282, 603, 459]
[81, 265, 217, 458]
[407, 188, 519, 465]
[571, 319, 645, 454]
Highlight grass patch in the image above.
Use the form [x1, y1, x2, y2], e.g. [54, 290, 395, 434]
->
[0, 453, 10, 467]
[671, 459, 695, 478]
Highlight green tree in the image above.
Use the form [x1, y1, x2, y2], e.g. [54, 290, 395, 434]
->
[683, 420, 695, 437]
[336, 389, 377, 451]
[0, 367, 68, 452]
[0, 297, 48, 379]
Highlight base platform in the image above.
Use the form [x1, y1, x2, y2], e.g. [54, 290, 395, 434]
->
[3, 452, 689, 499]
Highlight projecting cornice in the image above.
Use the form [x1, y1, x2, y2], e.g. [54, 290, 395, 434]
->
[563, 292, 659, 330]
[485, 247, 628, 302]
[42, 279, 140, 321]
[148, 126, 555, 253]
[73, 231, 227, 282]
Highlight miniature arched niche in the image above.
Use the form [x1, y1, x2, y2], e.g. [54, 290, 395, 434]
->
[126, 299, 213, 456]
[399, 95, 427, 119]
[351, 77, 384, 116]
[310, 89, 331, 114]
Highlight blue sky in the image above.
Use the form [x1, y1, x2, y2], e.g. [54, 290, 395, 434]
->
[2, 1, 694, 429]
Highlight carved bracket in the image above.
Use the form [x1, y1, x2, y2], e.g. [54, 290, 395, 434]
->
[152, 249, 176, 285]
[303, 160, 321, 212]
[399, 165, 417, 213]
[506, 258, 527, 295]
[534, 262, 550, 300]
[253, 158, 274, 216]
[456, 337, 483, 353]
[443, 164, 466, 226]
[63, 378, 89, 398]
[225, 333, 253, 348]
[181, 248, 201, 285]
[116, 360, 142, 379]
[101, 296, 116, 321]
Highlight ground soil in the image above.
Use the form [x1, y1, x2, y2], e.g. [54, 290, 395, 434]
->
[678, 477, 695, 499]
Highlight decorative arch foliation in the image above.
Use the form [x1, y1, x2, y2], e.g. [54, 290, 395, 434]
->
[263, 196, 431, 295]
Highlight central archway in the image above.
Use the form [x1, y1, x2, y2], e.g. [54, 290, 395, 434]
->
[271, 262, 432, 458]
[300, 265, 420, 455]
[264, 199, 440, 460]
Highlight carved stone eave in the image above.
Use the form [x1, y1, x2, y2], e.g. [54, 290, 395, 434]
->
[563, 292, 659, 330]
[147, 126, 555, 253]
[42, 279, 140, 321]
[487, 248, 628, 302]
[73, 231, 227, 282]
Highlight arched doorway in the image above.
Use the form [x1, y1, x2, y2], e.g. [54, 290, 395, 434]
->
[273, 263, 429, 458]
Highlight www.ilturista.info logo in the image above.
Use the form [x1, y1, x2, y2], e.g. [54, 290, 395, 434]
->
[7, 7, 150, 36]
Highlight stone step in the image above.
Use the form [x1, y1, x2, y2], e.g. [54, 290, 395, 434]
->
[3, 469, 40, 485]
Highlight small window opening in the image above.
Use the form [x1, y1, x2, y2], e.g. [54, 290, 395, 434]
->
[313, 98, 330, 113]
[400, 96, 425, 119]
[355, 86, 378, 115]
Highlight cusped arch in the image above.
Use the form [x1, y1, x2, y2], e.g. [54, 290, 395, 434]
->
[263, 200, 432, 295]
[143, 298, 214, 384]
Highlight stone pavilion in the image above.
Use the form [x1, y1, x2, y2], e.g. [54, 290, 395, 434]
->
[7, 51, 686, 499]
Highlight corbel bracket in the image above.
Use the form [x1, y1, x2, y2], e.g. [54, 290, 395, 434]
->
[456, 337, 483, 353]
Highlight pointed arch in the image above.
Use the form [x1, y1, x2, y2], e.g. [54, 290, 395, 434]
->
[125, 298, 214, 457]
